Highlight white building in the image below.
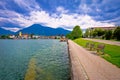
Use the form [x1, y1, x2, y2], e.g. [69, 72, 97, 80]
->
[9, 35, 15, 39]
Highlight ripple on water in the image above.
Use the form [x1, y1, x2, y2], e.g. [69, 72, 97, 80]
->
[0, 39, 70, 80]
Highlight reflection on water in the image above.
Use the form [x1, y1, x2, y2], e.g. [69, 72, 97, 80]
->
[0, 39, 70, 80]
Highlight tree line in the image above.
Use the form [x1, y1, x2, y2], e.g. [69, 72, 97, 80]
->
[84, 26, 120, 40]
[66, 25, 120, 41]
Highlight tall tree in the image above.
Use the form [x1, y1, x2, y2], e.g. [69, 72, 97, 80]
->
[94, 28, 105, 37]
[113, 27, 120, 40]
[66, 25, 82, 39]
[84, 29, 90, 37]
[105, 30, 112, 40]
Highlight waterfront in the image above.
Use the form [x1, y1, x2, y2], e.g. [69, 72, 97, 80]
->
[0, 39, 70, 80]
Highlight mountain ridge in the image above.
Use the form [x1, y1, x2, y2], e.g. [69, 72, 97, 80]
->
[0, 24, 71, 35]
[0, 27, 14, 35]
[16, 24, 71, 36]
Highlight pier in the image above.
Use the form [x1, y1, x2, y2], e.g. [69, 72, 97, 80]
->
[68, 40, 120, 80]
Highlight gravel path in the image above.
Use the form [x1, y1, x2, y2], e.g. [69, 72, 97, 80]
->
[68, 40, 120, 80]
[84, 38, 120, 46]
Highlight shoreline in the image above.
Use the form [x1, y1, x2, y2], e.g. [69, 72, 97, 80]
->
[67, 40, 89, 80]
[67, 40, 73, 80]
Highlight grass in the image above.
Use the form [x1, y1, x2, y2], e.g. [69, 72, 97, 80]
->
[73, 38, 120, 68]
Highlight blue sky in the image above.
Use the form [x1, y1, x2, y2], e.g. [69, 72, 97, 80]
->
[0, 0, 120, 32]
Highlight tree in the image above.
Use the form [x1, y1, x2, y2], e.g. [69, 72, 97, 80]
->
[105, 30, 112, 40]
[113, 27, 120, 40]
[0, 35, 10, 39]
[92, 30, 97, 38]
[30, 33, 34, 39]
[66, 25, 82, 39]
[84, 29, 90, 37]
[95, 28, 105, 36]
[84, 28, 105, 38]
[66, 33, 73, 39]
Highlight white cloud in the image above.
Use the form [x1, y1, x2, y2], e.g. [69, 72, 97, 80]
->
[0, 10, 32, 27]
[12, 15, 34, 27]
[13, 0, 40, 11]
[56, 6, 68, 13]
[0, 6, 115, 32]
[0, 9, 21, 18]
[77, 3, 94, 14]
[79, 4, 92, 13]
[1, 27, 20, 32]
[27, 10, 114, 30]
[102, 17, 120, 23]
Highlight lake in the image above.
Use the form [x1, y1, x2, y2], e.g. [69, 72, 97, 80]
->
[0, 39, 70, 80]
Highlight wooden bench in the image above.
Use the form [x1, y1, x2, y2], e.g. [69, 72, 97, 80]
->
[86, 42, 90, 48]
[96, 44, 105, 54]
[85, 42, 105, 55]
[86, 42, 95, 51]
[89, 43, 95, 51]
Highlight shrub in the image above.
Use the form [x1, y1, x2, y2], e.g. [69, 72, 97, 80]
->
[113, 27, 120, 40]
[105, 30, 112, 40]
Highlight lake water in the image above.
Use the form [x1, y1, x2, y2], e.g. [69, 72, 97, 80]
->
[0, 39, 70, 80]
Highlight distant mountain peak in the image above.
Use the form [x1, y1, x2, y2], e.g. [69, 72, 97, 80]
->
[16, 24, 71, 36]
[31, 24, 42, 26]
[56, 27, 64, 29]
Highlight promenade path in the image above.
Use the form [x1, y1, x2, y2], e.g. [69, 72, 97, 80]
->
[68, 40, 120, 80]
[84, 38, 120, 46]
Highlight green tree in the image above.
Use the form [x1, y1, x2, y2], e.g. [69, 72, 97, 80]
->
[113, 27, 120, 40]
[90, 28, 105, 38]
[84, 28, 105, 38]
[0, 35, 9, 39]
[30, 33, 34, 39]
[66, 33, 73, 39]
[92, 30, 97, 38]
[66, 25, 82, 39]
[84, 29, 90, 37]
[105, 30, 112, 40]
[95, 28, 105, 36]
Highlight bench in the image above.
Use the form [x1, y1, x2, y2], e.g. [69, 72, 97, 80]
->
[96, 44, 105, 54]
[89, 43, 95, 51]
[86, 42, 90, 48]
[86, 42, 105, 55]
[86, 42, 95, 50]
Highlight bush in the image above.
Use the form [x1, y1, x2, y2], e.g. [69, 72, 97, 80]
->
[0, 35, 10, 39]
[84, 29, 90, 38]
[113, 27, 120, 40]
[105, 30, 112, 40]
[93, 28, 105, 37]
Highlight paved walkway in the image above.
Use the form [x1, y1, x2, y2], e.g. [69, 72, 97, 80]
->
[84, 38, 120, 46]
[68, 40, 120, 80]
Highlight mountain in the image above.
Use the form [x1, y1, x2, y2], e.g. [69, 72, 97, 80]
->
[0, 27, 14, 35]
[16, 24, 71, 36]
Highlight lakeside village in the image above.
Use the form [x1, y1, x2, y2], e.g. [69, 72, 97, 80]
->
[0, 32, 66, 40]
[1, 26, 120, 41]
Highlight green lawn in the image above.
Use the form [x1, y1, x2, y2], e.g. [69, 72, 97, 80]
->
[74, 38, 120, 68]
